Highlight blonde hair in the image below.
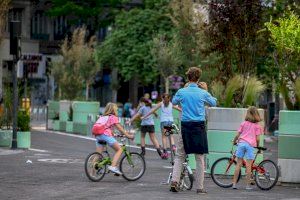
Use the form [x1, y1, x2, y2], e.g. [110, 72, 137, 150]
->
[245, 106, 262, 123]
[103, 102, 118, 116]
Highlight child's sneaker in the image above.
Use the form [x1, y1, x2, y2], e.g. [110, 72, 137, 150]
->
[108, 166, 122, 175]
[196, 188, 207, 194]
[171, 145, 177, 152]
[161, 152, 169, 160]
[232, 184, 237, 189]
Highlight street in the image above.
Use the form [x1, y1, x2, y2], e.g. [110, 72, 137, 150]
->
[0, 129, 300, 200]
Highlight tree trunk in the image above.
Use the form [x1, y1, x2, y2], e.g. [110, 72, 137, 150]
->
[165, 76, 170, 94]
[111, 68, 118, 103]
[129, 75, 139, 107]
[85, 82, 89, 101]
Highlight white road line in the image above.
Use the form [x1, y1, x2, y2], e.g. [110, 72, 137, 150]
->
[29, 148, 49, 153]
[38, 129, 156, 152]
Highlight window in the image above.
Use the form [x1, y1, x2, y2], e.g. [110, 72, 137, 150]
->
[5, 8, 23, 33]
[31, 11, 49, 40]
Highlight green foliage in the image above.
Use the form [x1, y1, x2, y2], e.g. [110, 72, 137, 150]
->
[243, 77, 266, 107]
[265, 11, 300, 110]
[211, 75, 265, 108]
[17, 109, 30, 132]
[0, 86, 13, 129]
[48, 0, 128, 30]
[52, 27, 98, 100]
[95, 6, 174, 85]
[223, 75, 244, 107]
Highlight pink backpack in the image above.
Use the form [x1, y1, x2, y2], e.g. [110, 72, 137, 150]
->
[92, 115, 111, 136]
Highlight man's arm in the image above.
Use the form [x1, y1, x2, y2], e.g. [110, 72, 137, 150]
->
[172, 90, 182, 106]
[205, 92, 217, 107]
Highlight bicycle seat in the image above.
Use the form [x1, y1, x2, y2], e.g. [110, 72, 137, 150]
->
[98, 140, 107, 145]
[256, 146, 267, 151]
[164, 125, 174, 132]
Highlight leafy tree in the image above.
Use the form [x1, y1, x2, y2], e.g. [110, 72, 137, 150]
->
[151, 34, 182, 93]
[0, 0, 10, 44]
[95, 4, 173, 85]
[48, 0, 131, 36]
[266, 12, 300, 110]
[52, 27, 98, 100]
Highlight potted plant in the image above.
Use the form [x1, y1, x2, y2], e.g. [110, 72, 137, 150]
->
[0, 87, 13, 147]
[17, 109, 31, 149]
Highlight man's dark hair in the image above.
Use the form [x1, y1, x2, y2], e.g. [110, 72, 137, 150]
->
[186, 67, 202, 82]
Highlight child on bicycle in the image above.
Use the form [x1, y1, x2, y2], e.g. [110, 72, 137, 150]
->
[130, 97, 163, 158]
[93, 102, 134, 175]
[232, 106, 263, 190]
[141, 93, 181, 159]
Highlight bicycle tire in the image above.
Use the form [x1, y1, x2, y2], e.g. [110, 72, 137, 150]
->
[120, 152, 146, 181]
[180, 167, 193, 190]
[211, 157, 241, 188]
[84, 152, 106, 182]
[255, 159, 279, 190]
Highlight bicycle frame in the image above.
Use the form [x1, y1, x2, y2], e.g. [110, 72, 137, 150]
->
[225, 146, 265, 175]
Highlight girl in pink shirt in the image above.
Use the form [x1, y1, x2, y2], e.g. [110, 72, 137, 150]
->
[232, 106, 263, 190]
[93, 103, 133, 175]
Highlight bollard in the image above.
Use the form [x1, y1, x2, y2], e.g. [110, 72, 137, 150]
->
[87, 114, 94, 137]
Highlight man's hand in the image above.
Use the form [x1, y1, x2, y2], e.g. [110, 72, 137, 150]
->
[198, 82, 208, 91]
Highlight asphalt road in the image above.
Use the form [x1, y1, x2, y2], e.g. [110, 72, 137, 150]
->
[0, 129, 299, 200]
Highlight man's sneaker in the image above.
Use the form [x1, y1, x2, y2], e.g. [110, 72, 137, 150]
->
[196, 188, 207, 194]
[108, 166, 122, 175]
[232, 184, 237, 189]
[170, 181, 179, 192]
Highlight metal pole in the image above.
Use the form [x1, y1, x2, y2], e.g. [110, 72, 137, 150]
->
[11, 41, 20, 149]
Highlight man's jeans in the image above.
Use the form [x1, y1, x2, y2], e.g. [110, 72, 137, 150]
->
[171, 134, 205, 190]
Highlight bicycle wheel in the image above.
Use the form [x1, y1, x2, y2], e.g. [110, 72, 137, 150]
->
[179, 167, 194, 190]
[255, 159, 279, 190]
[211, 157, 241, 188]
[120, 152, 146, 181]
[84, 152, 106, 182]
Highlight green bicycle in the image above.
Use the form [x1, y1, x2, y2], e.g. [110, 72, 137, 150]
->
[85, 134, 146, 181]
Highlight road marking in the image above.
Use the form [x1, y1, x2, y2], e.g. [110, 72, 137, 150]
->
[29, 148, 49, 153]
[37, 158, 83, 164]
[38, 129, 157, 152]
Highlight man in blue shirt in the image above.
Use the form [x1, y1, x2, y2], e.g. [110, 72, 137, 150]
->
[170, 67, 217, 194]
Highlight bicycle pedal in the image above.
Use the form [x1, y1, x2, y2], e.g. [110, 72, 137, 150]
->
[114, 173, 120, 176]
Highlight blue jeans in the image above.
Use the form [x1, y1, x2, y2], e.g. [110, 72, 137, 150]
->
[235, 142, 255, 160]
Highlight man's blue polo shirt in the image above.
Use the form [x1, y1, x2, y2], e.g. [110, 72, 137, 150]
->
[172, 83, 217, 122]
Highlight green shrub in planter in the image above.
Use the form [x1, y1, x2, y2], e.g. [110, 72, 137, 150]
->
[17, 110, 30, 131]
[17, 109, 31, 149]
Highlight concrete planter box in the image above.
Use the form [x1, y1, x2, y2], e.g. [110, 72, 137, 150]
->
[17, 131, 31, 149]
[73, 122, 88, 135]
[0, 130, 12, 147]
[66, 121, 73, 133]
[48, 100, 60, 120]
[278, 111, 300, 183]
[72, 101, 99, 123]
[207, 107, 265, 131]
[279, 110, 300, 135]
[47, 119, 54, 130]
[59, 100, 72, 122]
[278, 159, 300, 183]
[53, 120, 60, 131]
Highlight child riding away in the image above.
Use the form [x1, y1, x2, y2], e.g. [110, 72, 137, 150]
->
[92, 102, 134, 175]
[142, 93, 181, 159]
[130, 97, 163, 158]
[232, 106, 263, 190]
